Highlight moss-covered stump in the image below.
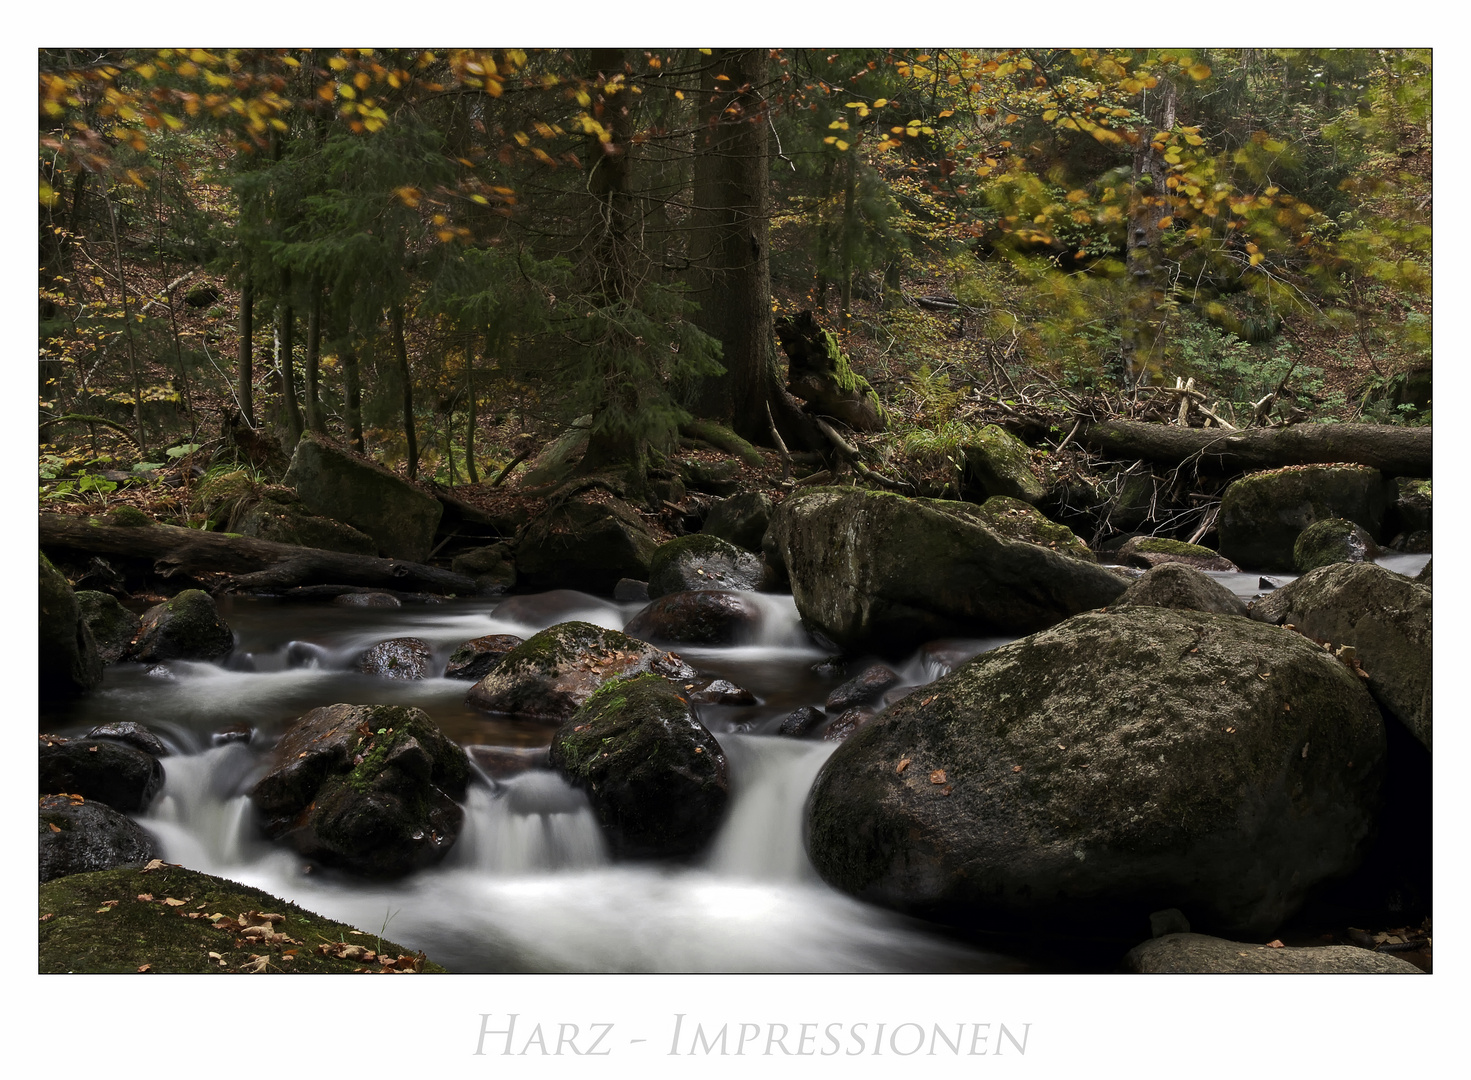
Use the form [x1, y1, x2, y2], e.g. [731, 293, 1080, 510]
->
[765, 487, 1128, 655]
[1122, 932, 1423, 974]
[444, 634, 524, 682]
[250, 704, 470, 877]
[1251, 562, 1432, 751]
[1114, 563, 1248, 617]
[283, 431, 444, 562]
[1218, 464, 1396, 572]
[450, 543, 517, 595]
[1293, 517, 1381, 573]
[237, 486, 379, 556]
[74, 590, 142, 665]
[132, 589, 234, 663]
[1116, 536, 1239, 573]
[623, 590, 764, 647]
[354, 637, 433, 680]
[975, 497, 1093, 561]
[515, 492, 658, 594]
[39, 864, 445, 973]
[805, 607, 1386, 939]
[465, 621, 696, 722]
[40, 734, 165, 812]
[39, 552, 102, 699]
[649, 533, 766, 597]
[549, 674, 729, 859]
[776, 310, 888, 432]
[679, 419, 767, 468]
[961, 426, 1045, 504]
[40, 794, 160, 883]
[701, 491, 774, 552]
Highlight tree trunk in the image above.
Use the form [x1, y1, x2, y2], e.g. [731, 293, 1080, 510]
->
[839, 150, 857, 332]
[277, 276, 302, 446]
[304, 278, 325, 434]
[340, 336, 364, 454]
[1079, 419, 1431, 477]
[1122, 78, 1177, 386]
[390, 305, 418, 477]
[465, 332, 484, 484]
[237, 277, 255, 427]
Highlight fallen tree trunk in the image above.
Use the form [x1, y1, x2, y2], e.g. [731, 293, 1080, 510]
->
[1080, 420, 1431, 477]
[38, 514, 477, 595]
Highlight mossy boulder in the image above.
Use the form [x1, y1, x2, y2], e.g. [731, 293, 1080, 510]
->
[1218, 464, 1395, 572]
[975, 496, 1093, 561]
[701, 491, 774, 552]
[961, 426, 1045, 504]
[283, 431, 443, 562]
[450, 543, 517, 594]
[1123, 933, 1422, 974]
[444, 634, 524, 681]
[39, 794, 160, 883]
[132, 589, 234, 663]
[39, 735, 164, 812]
[520, 416, 591, 489]
[1293, 517, 1381, 573]
[1415, 559, 1431, 587]
[193, 468, 260, 529]
[39, 864, 445, 973]
[250, 703, 470, 878]
[39, 552, 102, 699]
[679, 457, 742, 497]
[1116, 537, 1239, 573]
[465, 621, 696, 722]
[765, 487, 1128, 655]
[549, 674, 729, 859]
[1251, 562, 1432, 751]
[1385, 477, 1431, 544]
[237, 486, 379, 556]
[805, 607, 1386, 938]
[624, 590, 764, 646]
[354, 637, 433, 680]
[74, 590, 142, 664]
[1114, 563, 1248, 617]
[515, 492, 658, 594]
[648, 533, 766, 597]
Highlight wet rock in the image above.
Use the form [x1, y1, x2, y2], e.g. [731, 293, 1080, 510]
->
[826, 664, 902, 712]
[823, 708, 874, 742]
[1116, 537, 1239, 573]
[1123, 933, 1423, 974]
[680, 457, 742, 497]
[250, 703, 470, 878]
[492, 589, 621, 627]
[1414, 560, 1431, 588]
[1293, 517, 1380, 573]
[144, 664, 176, 679]
[811, 656, 846, 678]
[960, 425, 1045, 504]
[39, 552, 102, 699]
[778, 706, 827, 738]
[451, 543, 517, 595]
[39, 735, 165, 813]
[211, 723, 254, 747]
[443, 634, 524, 682]
[805, 607, 1386, 938]
[1218, 465, 1395, 572]
[549, 674, 729, 859]
[1388, 530, 1431, 553]
[284, 431, 444, 562]
[765, 487, 1127, 655]
[624, 590, 764, 646]
[515, 493, 659, 594]
[1114, 563, 1248, 617]
[74, 590, 142, 664]
[238, 486, 379, 556]
[974, 496, 1093, 561]
[1259, 576, 1286, 591]
[686, 678, 757, 706]
[332, 591, 402, 607]
[465, 620, 696, 722]
[614, 578, 650, 603]
[132, 589, 234, 663]
[85, 721, 168, 759]
[1251, 562, 1431, 751]
[354, 637, 432, 680]
[702, 491, 774, 552]
[39, 794, 160, 883]
[648, 534, 766, 597]
[1385, 477, 1431, 538]
[467, 745, 551, 779]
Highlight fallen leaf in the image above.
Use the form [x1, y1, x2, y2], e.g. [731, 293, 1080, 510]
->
[163, 897, 186, 907]
[1057, 744, 1066, 750]
[137, 893, 154, 902]
[39, 913, 54, 923]
[208, 952, 223, 960]
[1225, 727, 1236, 734]
[1266, 939, 1284, 948]
[920, 695, 935, 707]
[137, 963, 152, 973]
[1012, 765, 1023, 773]
[48, 823, 61, 833]
[896, 758, 911, 773]
[241, 955, 270, 973]
[141, 859, 167, 873]
[929, 769, 947, 784]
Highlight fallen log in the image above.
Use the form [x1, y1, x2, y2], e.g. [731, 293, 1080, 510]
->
[38, 514, 478, 595]
[1079, 420, 1431, 477]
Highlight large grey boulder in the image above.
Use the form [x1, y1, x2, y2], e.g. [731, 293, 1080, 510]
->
[1293, 517, 1380, 573]
[39, 735, 165, 813]
[764, 487, 1128, 654]
[132, 589, 234, 663]
[515, 493, 658, 594]
[701, 491, 773, 552]
[237, 485, 379, 556]
[1218, 465, 1395, 571]
[805, 607, 1386, 938]
[961, 425, 1045, 503]
[74, 591, 142, 665]
[1123, 933, 1422, 974]
[39, 794, 160, 883]
[1251, 562, 1432, 751]
[1114, 563, 1248, 617]
[648, 534, 765, 597]
[283, 431, 443, 562]
[624, 590, 764, 646]
[39, 552, 102, 699]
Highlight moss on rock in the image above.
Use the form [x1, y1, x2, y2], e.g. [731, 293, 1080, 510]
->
[1293, 517, 1380, 573]
[976, 496, 1093, 560]
[961, 426, 1045, 504]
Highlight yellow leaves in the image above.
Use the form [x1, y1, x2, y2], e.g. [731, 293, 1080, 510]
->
[1156, 216, 1174, 229]
[394, 186, 422, 208]
[835, 139, 849, 152]
[329, 56, 348, 71]
[1043, 109, 1058, 122]
[1187, 63, 1212, 81]
[873, 97, 888, 107]
[1065, 189, 1088, 203]
[530, 147, 556, 167]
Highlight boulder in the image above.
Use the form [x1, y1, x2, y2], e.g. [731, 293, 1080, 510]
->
[1218, 465, 1396, 571]
[826, 664, 902, 712]
[132, 589, 234, 663]
[451, 543, 517, 595]
[1250, 562, 1432, 751]
[250, 703, 470, 877]
[237, 485, 378, 556]
[686, 678, 757, 706]
[39, 552, 102, 699]
[332, 591, 401, 607]
[1293, 517, 1381, 573]
[648, 534, 766, 597]
[805, 607, 1386, 938]
[283, 431, 443, 562]
[1116, 537, 1239, 573]
[779, 706, 827, 738]
[515, 493, 658, 594]
[765, 487, 1129, 654]
[549, 674, 729, 858]
[1385, 477, 1431, 539]
[823, 708, 874, 742]
[973, 497, 1093, 561]
[39, 735, 164, 813]
[702, 492, 774, 552]
[443, 634, 524, 682]
[354, 637, 432, 680]
[74, 590, 142, 665]
[961, 425, 1045, 503]
[39, 794, 160, 883]
[680, 458, 742, 497]
[613, 578, 650, 602]
[1123, 933, 1422, 974]
[1415, 560, 1431, 588]
[624, 590, 764, 646]
[465, 621, 696, 722]
[1114, 563, 1248, 617]
[85, 721, 169, 758]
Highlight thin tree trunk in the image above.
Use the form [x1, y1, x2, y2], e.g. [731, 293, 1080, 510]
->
[341, 338, 364, 454]
[1123, 78, 1177, 386]
[277, 275, 302, 445]
[304, 279, 325, 433]
[390, 304, 418, 478]
[839, 151, 856, 332]
[237, 277, 255, 427]
[104, 191, 148, 457]
[465, 333, 483, 484]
